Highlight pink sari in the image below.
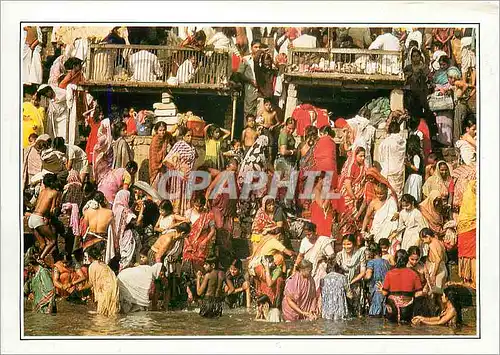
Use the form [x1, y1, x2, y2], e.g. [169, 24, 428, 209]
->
[282, 272, 318, 321]
[98, 168, 126, 204]
[112, 190, 137, 271]
[92, 118, 113, 186]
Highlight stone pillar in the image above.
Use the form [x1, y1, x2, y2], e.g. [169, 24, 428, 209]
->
[284, 83, 298, 119]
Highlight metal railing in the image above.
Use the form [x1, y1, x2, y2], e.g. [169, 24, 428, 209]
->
[287, 48, 405, 79]
[84, 44, 232, 87]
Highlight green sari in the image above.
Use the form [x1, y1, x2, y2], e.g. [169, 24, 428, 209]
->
[31, 267, 56, 314]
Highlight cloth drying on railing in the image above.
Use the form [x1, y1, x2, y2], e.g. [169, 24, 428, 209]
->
[62, 202, 80, 236]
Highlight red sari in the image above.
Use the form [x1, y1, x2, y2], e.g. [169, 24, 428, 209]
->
[85, 116, 101, 164]
[148, 133, 169, 186]
[313, 135, 338, 189]
[338, 148, 366, 235]
[182, 211, 215, 270]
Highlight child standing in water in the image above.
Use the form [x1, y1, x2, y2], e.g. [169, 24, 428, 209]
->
[364, 243, 391, 317]
[196, 256, 225, 318]
[204, 124, 231, 170]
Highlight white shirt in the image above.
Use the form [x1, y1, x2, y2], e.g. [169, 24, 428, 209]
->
[117, 264, 162, 307]
[129, 50, 163, 82]
[176, 59, 195, 84]
[292, 34, 317, 49]
[455, 139, 476, 165]
[369, 33, 401, 51]
[379, 133, 406, 176]
[207, 32, 238, 54]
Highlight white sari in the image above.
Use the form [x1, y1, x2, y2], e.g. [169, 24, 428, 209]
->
[370, 196, 398, 244]
[301, 236, 335, 291]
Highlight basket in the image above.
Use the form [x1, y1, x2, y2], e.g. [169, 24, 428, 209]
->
[186, 120, 206, 138]
[428, 93, 454, 112]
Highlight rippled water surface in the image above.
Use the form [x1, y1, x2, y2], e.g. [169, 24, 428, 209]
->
[24, 300, 476, 337]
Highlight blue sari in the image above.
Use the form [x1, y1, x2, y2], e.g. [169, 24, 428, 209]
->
[366, 258, 390, 316]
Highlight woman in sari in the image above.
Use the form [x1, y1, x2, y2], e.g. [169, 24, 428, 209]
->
[294, 222, 335, 291]
[338, 147, 367, 236]
[111, 121, 134, 170]
[451, 162, 476, 215]
[359, 167, 399, 221]
[112, 190, 138, 271]
[149, 121, 173, 188]
[296, 126, 318, 211]
[419, 190, 446, 238]
[364, 242, 390, 317]
[62, 169, 84, 207]
[237, 130, 271, 238]
[25, 257, 56, 314]
[253, 252, 287, 318]
[335, 234, 367, 317]
[457, 180, 476, 289]
[407, 246, 437, 317]
[313, 125, 338, 189]
[422, 160, 454, 202]
[378, 249, 423, 323]
[162, 127, 197, 215]
[282, 260, 320, 322]
[85, 106, 103, 164]
[98, 161, 138, 205]
[92, 117, 113, 186]
[23, 94, 45, 148]
[181, 195, 216, 301]
[250, 196, 283, 252]
[87, 246, 120, 316]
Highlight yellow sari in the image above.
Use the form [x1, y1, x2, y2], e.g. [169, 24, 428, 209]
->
[22, 102, 45, 148]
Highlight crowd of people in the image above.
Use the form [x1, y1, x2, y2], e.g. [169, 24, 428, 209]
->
[22, 26, 476, 330]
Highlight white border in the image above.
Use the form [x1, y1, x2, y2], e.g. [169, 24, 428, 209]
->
[2, 1, 499, 354]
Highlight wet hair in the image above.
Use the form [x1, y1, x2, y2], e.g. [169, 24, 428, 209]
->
[159, 200, 173, 215]
[407, 245, 421, 259]
[303, 221, 317, 233]
[285, 117, 295, 126]
[419, 227, 435, 239]
[93, 191, 107, 207]
[395, 249, 409, 268]
[297, 259, 313, 272]
[439, 55, 451, 66]
[342, 234, 357, 246]
[125, 161, 138, 173]
[367, 242, 381, 257]
[263, 97, 272, 105]
[63, 57, 83, 70]
[141, 199, 160, 227]
[230, 258, 243, 270]
[174, 222, 191, 236]
[52, 137, 66, 152]
[154, 121, 167, 132]
[193, 194, 206, 206]
[319, 125, 335, 138]
[83, 181, 96, 196]
[443, 286, 473, 325]
[112, 121, 127, 139]
[406, 134, 422, 157]
[378, 238, 390, 248]
[42, 173, 58, 189]
[401, 194, 417, 207]
[462, 116, 476, 134]
[388, 120, 401, 134]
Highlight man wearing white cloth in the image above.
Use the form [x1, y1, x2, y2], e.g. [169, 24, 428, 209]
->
[378, 121, 406, 197]
[23, 26, 43, 85]
[361, 183, 399, 250]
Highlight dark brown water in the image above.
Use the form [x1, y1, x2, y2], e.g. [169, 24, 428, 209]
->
[24, 300, 477, 337]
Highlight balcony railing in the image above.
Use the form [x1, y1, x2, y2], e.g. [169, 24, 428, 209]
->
[84, 44, 232, 89]
[286, 48, 405, 81]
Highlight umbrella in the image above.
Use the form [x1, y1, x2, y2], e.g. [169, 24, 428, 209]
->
[133, 180, 163, 202]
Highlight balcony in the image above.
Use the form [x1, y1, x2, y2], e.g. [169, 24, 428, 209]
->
[83, 44, 233, 93]
[285, 48, 405, 89]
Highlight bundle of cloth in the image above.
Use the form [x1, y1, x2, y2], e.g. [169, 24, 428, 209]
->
[358, 97, 391, 128]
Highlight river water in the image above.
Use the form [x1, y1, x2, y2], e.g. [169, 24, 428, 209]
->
[24, 300, 476, 337]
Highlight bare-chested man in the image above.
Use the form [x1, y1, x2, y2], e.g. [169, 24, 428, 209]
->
[27, 173, 62, 262]
[196, 257, 225, 318]
[261, 98, 279, 131]
[82, 191, 114, 257]
[361, 183, 399, 247]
